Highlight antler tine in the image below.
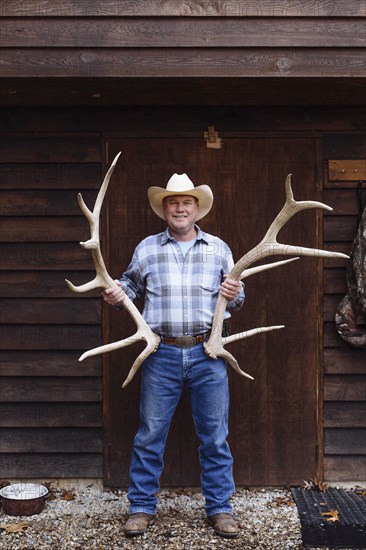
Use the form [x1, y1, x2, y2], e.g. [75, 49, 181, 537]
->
[65, 151, 160, 387]
[204, 175, 350, 379]
[240, 257, 300, 280]
[262, 174, 332, 244]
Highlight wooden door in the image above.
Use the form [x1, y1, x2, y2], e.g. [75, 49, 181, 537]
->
[104, 137, 321, 487]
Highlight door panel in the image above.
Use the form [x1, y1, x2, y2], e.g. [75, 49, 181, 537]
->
[104, 137, 321, 487]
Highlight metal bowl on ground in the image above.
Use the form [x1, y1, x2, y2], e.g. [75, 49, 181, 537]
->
[0, 483, 48, 516]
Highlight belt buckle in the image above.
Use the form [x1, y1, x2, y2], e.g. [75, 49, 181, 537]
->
[175, 335, 196, 348]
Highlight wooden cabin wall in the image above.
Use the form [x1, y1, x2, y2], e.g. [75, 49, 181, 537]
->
[0, 107, 365, 482]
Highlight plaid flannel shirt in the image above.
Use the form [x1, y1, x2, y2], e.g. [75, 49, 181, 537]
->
[119, 226, 245, 337]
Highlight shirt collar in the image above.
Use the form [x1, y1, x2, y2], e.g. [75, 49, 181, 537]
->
[161, 225, 209, 246]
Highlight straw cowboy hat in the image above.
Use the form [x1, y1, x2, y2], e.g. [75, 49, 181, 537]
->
[148, 173, 213, 221]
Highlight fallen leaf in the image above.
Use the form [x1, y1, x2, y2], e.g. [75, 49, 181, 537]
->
[303, 477, 329, 492]
[268, 496, 294, 508]
[61, 488, 76, 501]
[321, 509, 340, 522]
[0, 522, 29, 533]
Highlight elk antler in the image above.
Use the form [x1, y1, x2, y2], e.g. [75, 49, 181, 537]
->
[203, 174, 350, 380]
[65, 152, 160, 387]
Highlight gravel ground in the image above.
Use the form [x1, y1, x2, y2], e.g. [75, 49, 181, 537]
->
[0, 486, 354, 549]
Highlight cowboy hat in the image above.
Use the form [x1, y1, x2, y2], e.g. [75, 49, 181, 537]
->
[147, 173, 213, 221]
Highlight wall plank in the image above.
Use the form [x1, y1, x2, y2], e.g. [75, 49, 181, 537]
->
[1, 18, 364, 48]
[324, 375, 366, 401]
[0, 298, 101, 324]
[324, 402, 366, 428]
[323, 189, 362, 216]
[324, 348, 366, 375]
[0, 454, 103, 478]
[0, 402, 102, 427]
[1, 48, 364, 78]
[324, 456, 366, 481]
[324, 428, 366, 454]
[323, 269, 348, 295]
[0, 377, 102, 402]
[0, 137, 101, 163]
[1, 0, 365, 17]
[0, 428, 103, 453]
[0, 271, 100, 297]
[0, 163, 101, 189]
[0, 190, 98, 216]
[0, 217, 90, 242]
[324, 216, 359, 242]
[0, 325, 101, 350]
[0, 350, 101, 376]
[0, 243, 94, 270]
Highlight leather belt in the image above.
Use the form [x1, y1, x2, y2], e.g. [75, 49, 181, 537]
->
[160, 332, 210, 349]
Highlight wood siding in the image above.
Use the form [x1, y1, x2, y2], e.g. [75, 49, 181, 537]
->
[0, 1, 365, 107]
[0, 134, 104, 478]
[323, 136, 366, 482]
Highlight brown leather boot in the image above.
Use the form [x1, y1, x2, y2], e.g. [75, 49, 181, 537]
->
[124, 512, 155, 537]
[208, 513, 239, 538]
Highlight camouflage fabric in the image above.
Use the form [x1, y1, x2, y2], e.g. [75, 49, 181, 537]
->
[335, 206, 366, 348]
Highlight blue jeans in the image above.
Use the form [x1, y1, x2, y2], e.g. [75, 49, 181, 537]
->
[127, 342, 235, 516]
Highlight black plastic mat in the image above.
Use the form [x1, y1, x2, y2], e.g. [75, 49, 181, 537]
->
[291, 487, 366, 548]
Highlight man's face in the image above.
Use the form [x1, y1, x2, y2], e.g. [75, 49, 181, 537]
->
[163, 195, 199, 237]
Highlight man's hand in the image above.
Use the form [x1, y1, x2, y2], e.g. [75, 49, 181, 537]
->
[102, 280, 126, 306]
[220, 275, 242, 301]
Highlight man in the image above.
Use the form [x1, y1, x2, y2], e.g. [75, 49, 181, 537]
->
[103, 173, 244, 538]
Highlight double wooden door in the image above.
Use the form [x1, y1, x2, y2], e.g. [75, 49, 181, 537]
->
[104, 136, 321, 487]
